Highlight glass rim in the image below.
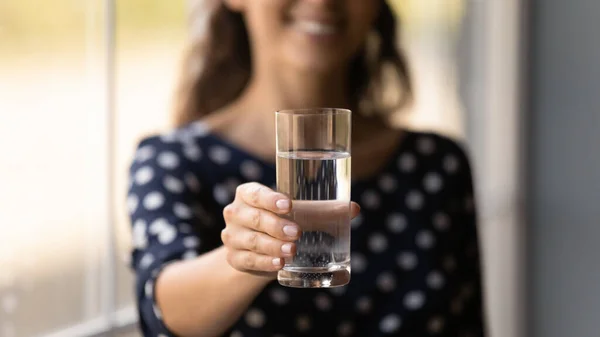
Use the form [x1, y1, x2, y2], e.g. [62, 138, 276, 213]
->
[275, 108, 351, 115]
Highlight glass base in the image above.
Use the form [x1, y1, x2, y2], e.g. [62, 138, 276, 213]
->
[277, 266, 350, 288]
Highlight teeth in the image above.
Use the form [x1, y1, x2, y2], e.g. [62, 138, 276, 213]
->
[295, 20, 337, 35]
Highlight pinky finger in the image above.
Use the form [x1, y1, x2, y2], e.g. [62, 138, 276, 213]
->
[229, 250, 284, 273]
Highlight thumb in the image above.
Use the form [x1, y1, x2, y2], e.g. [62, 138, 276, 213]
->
[350, 202, 361, 219]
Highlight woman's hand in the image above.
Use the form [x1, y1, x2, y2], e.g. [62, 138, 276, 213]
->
[221, 182, 359, 278]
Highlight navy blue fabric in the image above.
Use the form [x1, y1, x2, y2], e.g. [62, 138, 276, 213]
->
[127, 121, 485, 337]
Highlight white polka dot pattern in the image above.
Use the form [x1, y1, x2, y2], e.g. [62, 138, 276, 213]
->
[386, 213, 407, 233]
[183, 145, 202, 161]
[416, 230, 436, 250]
[183, 236, 200, 249]
[351, 252, 368, 273]
[368, 233, 388, 253]
[404, 291, 425, 310]
[126, 130, 483, 336]
[134, 166, 154, 185]
[157, 226, 176, 245]
[173, 202, 193, 219]
[213, 184, 231, 205]
[144, 280, 153, 298]
[241, 160, 263, 180]
[423, 172, 443, 193]
[397, 251, 418, 270]
[406, 190, 424, 210]
[209, 145, 231, 165]
[245, 308, 266, 328]
[132, 219, 148, 249]
[443, 154, 460, 173]
[427, 271, 445, 290]
[182, 250, 198, 260]
[378, 173, 398, 193]
[139, 253, 154, 269]
[398, 152, 417, 172]
[143, 192, 164, 210]
[160, 131, 178, 143]
[152, 303, 163, 319]
[269, 288, 289, 305]
[190, 121, 210, 137]
[314, 293, 332, 311]
[380, 314, 402, 334]
[127, 194, 139, 214]
[351, 213, 363, 229]
[361, 190, 381, 209]
[149, 218, 175, 244]
[163, 175, 184, 194]
[377, 272, 397, 292]
[157, 151, 180, 170]
[135, 145, 155, 162]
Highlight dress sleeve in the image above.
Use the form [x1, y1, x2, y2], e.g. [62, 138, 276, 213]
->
[446, 142, 487, 336]
[126, 135, 218, 337]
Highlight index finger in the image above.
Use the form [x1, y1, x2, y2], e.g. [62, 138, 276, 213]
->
[236, 182, 291, 214]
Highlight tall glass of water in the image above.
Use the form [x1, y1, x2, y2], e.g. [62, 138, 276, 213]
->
[275, 108, 351, 288]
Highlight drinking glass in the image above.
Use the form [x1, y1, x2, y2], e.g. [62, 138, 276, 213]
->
[275, 108, 351, 288]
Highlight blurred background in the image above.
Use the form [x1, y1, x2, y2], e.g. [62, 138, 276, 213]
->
[0, 0, 598, 337]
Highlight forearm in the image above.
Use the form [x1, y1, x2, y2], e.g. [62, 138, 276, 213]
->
[155, 246, 272, 337]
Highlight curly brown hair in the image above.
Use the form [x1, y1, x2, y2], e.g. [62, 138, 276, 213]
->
[172, 1, 412, 126]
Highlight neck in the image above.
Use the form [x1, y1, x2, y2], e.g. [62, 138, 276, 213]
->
[236, 63, 350, 116]
[220, 63, 352, 160]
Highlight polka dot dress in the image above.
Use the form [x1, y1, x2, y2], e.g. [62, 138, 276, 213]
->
[128, 121, 486, 337]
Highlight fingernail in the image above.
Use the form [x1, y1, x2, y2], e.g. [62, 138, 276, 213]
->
[276, 199, 290, 211]
[281, 243, 293, 254]
[283, 225, 298, 237]
[272, 258, 281, 266]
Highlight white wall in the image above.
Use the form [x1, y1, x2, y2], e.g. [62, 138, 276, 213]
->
[460, 1, 525, 336]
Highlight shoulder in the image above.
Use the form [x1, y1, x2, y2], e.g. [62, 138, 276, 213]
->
[128, 121, 220, 192]
[400, 130, 476, 214]
[129, 121, 252, 195]
[133, 121, 210, 151]
[404, 129, 473, 173]
[130, 121, 213, 168]
[398, 129, 475, 197]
